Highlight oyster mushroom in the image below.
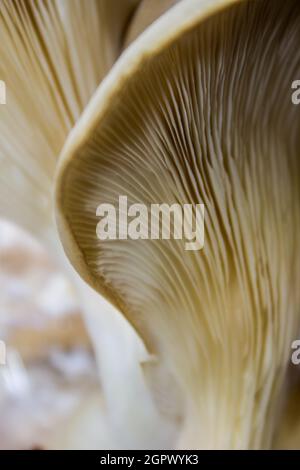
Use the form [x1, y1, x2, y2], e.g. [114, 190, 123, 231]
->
[56, 0, 300, 449]
[124, 0, 181, 47]
[0, 0, 139, 244]
[0, 0, 175, 449]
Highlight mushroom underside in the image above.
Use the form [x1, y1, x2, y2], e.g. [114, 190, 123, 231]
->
[57, 0, 300, 449]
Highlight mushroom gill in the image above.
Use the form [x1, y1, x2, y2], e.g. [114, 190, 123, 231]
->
[0, 0, 175, 449]
[56, 0, 300, 449]
[0, 0, 139, 244]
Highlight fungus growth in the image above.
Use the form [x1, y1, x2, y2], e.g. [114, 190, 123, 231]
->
[56, 0, 300, 448]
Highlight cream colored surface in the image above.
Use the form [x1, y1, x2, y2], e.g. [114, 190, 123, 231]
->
[0, 0, 179, 449]
[55, 0, 300, 449]
[124, 0, 181, 47]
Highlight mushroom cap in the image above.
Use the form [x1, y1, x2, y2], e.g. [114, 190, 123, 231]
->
[55, 0, 300, 448]
[0, 0, 139, 241]
[56, 0, 241, 344]
[124, 0, 182, 47]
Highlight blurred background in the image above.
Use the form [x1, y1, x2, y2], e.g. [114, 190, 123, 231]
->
[0, 218, 103, 449]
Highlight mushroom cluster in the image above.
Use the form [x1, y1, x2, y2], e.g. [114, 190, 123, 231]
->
[0, 0, 182, 449]
[1, 0, 300, 449]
